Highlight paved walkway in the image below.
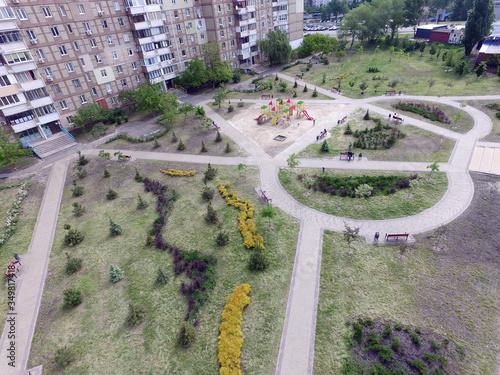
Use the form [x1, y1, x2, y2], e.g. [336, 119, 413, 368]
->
[0, 70, 499, 374]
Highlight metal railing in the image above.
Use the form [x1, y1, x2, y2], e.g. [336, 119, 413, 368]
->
[60, 125, 75, 142]
[21, 139, 40, 157]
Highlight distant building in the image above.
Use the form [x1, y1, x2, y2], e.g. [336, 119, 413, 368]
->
[477, 27, 500, 63]
[415, 25, 463, 45]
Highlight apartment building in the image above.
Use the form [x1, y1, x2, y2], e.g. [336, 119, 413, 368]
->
[0, 0, 301, 153]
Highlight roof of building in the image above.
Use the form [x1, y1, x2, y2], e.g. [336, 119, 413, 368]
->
[479, 43, 500, 54]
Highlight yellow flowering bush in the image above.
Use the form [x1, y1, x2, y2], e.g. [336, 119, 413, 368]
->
[218, 284, 251, 375]
[217, 182, 264, 249]
[160, 168, 196, 177]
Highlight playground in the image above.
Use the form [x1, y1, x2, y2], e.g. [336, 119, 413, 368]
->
[229, 102, 347, 156]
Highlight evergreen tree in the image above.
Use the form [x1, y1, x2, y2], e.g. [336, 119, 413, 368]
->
[463, 0, 495, 56]
[321, 140, 330, 153]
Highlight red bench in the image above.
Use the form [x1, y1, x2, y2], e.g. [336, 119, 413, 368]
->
[262, 191, 272, 204]
[393, 116, 404, 123]
[385, 233, 409, 242]
[385, 91, 396, 96]
[261, 94, 271, 100]
[332, 87, 339, 93]
[212, 123, 221, 131]
[340, 116, 348, 123]
[339, 152, 350, 160]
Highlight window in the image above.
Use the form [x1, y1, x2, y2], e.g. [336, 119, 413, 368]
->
[220, 30, 224, 37]
[231, 40, 235, 47]
[96, 3, 103, 14]
[59, 100, 68, 109]
[187, 22, 193, 30]
[73, 41, 80, 50]
[72, 79, 81, 88]
[59, 6, 67, 16]
[77, 5, 85, 14]
[116, 65, 123, 74]
[230, 28, 234, 35]
[0, 94, 20, 106]
[193, 47, 197, 54]
[120, 79, 127, 87]
[85, 72, 92, 81]
[113, 1, 120, 10]
[232, 51, 236, 58]
[123, 34, 130, 42]
[65, 63, 75, 72]
[16, 9, 27, 20]
[223, 54, 227, 61]
[83, 22, 91, 33]
[219, 18, 223, 27]
[107, 36, 114, 45]
[190, 35, 195, 43]
[174, 10, 178, 18]
[90, 39, 97, 48]
[79, 94, 87, 104]
[127, 48, 133, 56]
[201, 33, 205, 40]
[181, 50, 186, 57]
[102, 20, 108, 29]
[110, 97, 117, 105]
[262, 31, 266, 39]
[112, 51, 118, 59]
[228, 16, 232, 25]
[42, 7, 52, 18]
[217, 5, 221, 12]
[44, 67, 53, 77]
[79, 58, 86, 66]
[184, 62, 189, 68]
[179, 37, 183, 44]
[105, 84, 112, 93]
[135, 75, 141, 83]
[227, 4, 231, 11]
[172, 0, 176, 4]
[100, 69, 107, 77]
[52, 84, 62, 94]
[233, 62, 237, 69]
[58, 45, 67, 56]
[131, 62, 137, 70]
[0, 76, 11, 87]
[67, 116, 73, 124]
[176, 24, 181, 32]
[117, 18, 125, 26]
[222, 42, 226, 49]
[186, 9, 190, 17]
[95, 54, 102, 63]
[26, 30, 36, 41]
[91, 87, 97, 96]
[4, 51, 33, 65]
[67, 24, 73, 33]
[50, 27, 60, 37]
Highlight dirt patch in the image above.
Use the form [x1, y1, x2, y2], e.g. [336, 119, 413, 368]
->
[227, 102, 347, 156]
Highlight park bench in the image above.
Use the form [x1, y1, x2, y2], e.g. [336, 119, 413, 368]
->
[262, 191, 272, 204]
[295, 75, 302, 80]
[339, 152, 350, 160]
[385, 91, 396, 96]
[261, 94, 271, 100]
[340, 116, 348, 124]
[331, 87, 339, 93]
[316, 130, 327, 141]
[385, 233, 409, 242]
[212, 123, 221, 131]
[393, 116, 404, 123]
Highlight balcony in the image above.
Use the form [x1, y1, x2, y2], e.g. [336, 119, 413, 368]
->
[11, 119, 36, 133]
[19, 80, 44, 92]
[29, 96, 53, 109]
[1, 100, 29, 116]
[36, 111, 60, 125]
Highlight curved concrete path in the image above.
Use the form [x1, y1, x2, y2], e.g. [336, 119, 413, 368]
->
[0, 75, 497, 375]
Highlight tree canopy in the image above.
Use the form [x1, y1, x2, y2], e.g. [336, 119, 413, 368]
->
[321, 0, 349, 22]
[71, 102, 109, 129]
[117, 83, 167, 113]
[0, 128, 31, 167]
[463, 0, 495, 55]
[297, 34, 339, 58]
[202, 41, 232, 88]
[174, 58, 208, 89]
[451, 0, 474, 20]
[257, 29, 292, 66]
[404, 0, 423, 34]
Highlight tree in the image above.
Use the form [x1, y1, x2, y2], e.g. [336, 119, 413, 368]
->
[475, 61, 487, 79]
[213, 85, 227, 108]
[237, 163, 246, 178]
[0, 128, 31, 168]
[174, 58, 208, 89]
[109, 264, 124, 283]
[388, 0, 406, 40]
[497, 64, 500, 80]
[404, 0, 424, 34]
[258, 29, 292, 66]
[419, 42, 426, 57]
[463, 0, 495, 56]
[335, 49, 346, 61]
[327, 0, 349, 24]
[286, 153, 300, 175]
[321, 139, 330, 153]
[455, 60, 469, 76]
[343, 222, 360, 253]
[426, 161, 440, 175]
[451, 0, 475, 20]
[72, 102, 109, 129]
[203, 41, 232, 88]
[261, 203, 276, 226]
[427, 78, 436, 93]
[178, 102, 195, 121]
[297, 34, 339, 58]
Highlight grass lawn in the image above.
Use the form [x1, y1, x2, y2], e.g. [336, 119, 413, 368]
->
[279, 169, 447, 220]
[0, 176, 46, 333]
[373, 99, 474, 134]
[465, 100, 500, 142]
[315, 173, 500, 374]
[0, 155, 40, 174]
[281, 45, 500, 99]
[297, 108, 455, 162]
[28, 158, 299, 374]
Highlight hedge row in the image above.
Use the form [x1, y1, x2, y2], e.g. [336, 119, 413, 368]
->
[105, 128, 169, 144]
[160, 168, 196, 177]
[218, 284, 251, 375]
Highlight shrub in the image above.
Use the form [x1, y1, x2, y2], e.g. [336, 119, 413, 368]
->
[201, 140, 208, 152]
[381, 323, 392, 338]
[456, 343, 465, 359]
[366, 331, 380, 347]
[106, 188, 118, 200]
[320, 139, 330, 153]
[103, 169, 111, 178]
[378, 346, 394, 362]
[216, 230, 229, 246]
[431, 369, 444, 375]
[411, 332, 421, 347]
[225, 142, 232, 153]
[344, 123, 353, 135]
[215, 130, 223, 142]
[203, 163, 218, 182]
[248, 244, 269, 271]
[63, 288, 82, 307]
[368, 363, 389, 375]
[155, 267, 170, 285]
[312, 87, 318, 97]
[423, 353, 439, 365]
[177, 138, 186, 150]
[352, 321, 363, 343]
[430, 339, 441, 350]
[171, 131, 178, 143]
[65, 252, 83, 275]
[408, 359, 428, 374]
[195, 106, 205, 118]
[232, 71, 241, 83]
[72, 202, 85, 217]
[54, 346, 75, 368]
[178, 322, 196, 348]
[134, 168, 144, 182]
[64, 227, 84, 247]
[126, 303, 147, 327]
[71, 181, 84, 197]
[201, 186, 214, 201]
[293, 91, 297, 98]
[228, 105, 234, 113]
[109, 264, 124, 283]
[293, 80, 298, 88]
[76, 166, 88, 179]
[394, 323, 402, 330]
[303, 84, 308, 92]
[98, 150, 111, 160]
[137, 194, 148, 209]
[364, 110, 371, 120]
[237, 100, 244, 108]
[404, 325, 410, 332]
[355, 184, 373, 198]
[204, 202, 218, 224]
[76, 151, 89, 166]
[496, 112, 500, 120]
[109, 218, 123, 236]
[90, 122, 108, 137]
[415, 327, 421, 334]
[392, 337, 404, 354]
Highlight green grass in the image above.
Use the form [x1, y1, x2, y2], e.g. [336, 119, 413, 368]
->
[314, 231, 420, 374]
[282, 45, 500, 99]
[373, 100, 474, 134]
[297, 109, 454, 163]
[0, 178, 45, 333]
[279, 169, 447, 220]
[28, 158, 299, 374]
[465, 100, 500, 142]
[0, 155, 39, 174]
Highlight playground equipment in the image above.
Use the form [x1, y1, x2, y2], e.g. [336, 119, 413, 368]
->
[255, 99, 313, 125]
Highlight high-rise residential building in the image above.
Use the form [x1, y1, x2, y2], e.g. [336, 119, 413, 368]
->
[0, 0, 302, 155]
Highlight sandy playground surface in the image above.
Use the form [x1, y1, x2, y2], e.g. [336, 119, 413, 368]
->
[228, 102, 347, 156]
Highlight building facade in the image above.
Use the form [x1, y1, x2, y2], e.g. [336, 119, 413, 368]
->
[0, 0, 302, 146]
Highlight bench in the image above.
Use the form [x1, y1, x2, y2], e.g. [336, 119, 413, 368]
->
[339, 152, 350, 160]
[261, 94, 271, 100]
[339, 116, 348, 124]
[295, 75, 302, 80]
[212, 123, 221, 131]
[385, 90, 396, 96]
[331, 87, 339, 93]
[262, 191, 272, 204]
[385, 233, 409, 242]
[393, 116, 404, 123]
[316, 130, 327, 141]
[5, 261, 20, 279]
